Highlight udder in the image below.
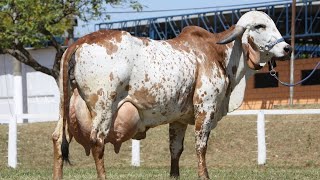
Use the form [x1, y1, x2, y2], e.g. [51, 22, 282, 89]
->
[107, 102, 141, 153]
[69, 89, 93, 155]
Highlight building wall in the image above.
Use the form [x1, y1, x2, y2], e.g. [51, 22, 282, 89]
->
[241, 58, 320, 109]
[0, 47, 59, 121]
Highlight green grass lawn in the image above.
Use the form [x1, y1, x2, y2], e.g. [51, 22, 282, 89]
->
[1, 166, 320, 180]
[1, 114, 320, 179]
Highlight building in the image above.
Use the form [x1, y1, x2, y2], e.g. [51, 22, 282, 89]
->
[0, 1, 319, 121]
[242, 57, 320, 109]
[0, 48, 59, 122]
[97, 0, 320, 109]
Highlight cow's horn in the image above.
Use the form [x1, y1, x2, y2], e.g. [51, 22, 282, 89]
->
[217, 26, 246, 44]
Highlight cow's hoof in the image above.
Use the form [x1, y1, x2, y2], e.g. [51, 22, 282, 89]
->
[169, 175, 180, 179]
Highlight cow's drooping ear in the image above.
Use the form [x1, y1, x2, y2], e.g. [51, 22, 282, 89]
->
[217, 26, 245, 44]
[242, 36, 263, 70]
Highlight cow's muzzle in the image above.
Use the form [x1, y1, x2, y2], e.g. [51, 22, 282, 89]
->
[283, 45, 292, 56]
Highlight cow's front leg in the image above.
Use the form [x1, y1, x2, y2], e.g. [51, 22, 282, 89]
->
[92, 144, 106, 180]
[169, 122, 188, 178]
[194, 109, 217, 180]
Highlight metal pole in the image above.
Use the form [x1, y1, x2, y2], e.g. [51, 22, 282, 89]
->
[289, 0, 296, 105]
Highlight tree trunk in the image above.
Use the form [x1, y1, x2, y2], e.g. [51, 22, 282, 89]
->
[1, 47, 61, 84]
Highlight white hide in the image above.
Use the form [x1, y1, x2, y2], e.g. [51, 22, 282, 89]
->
[69, 11, 290, 145]
[237, 11, 289, 58]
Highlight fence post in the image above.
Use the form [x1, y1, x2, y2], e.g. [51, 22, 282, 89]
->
[131, 139, 140, 166]
[13, 58, 23, 124]
[257, 110, 266, 165]
[8, 115, 17, 168]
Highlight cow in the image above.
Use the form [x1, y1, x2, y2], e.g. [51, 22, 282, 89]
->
[52, 11, 291, 179]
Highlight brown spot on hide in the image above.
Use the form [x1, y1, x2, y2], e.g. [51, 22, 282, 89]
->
[88, 93, 99, 108]
[109, 73, 114, 81]
[125, 85, 132, 91]
[110, 91, 117, 101]
[193, 93, 203, 104]
[144, 74, 150, 82]
[167, 26, 235, 89]
[82, 84, 90, 92]
[97, 88, 104, 96]
[210, 112, 215, 120]
[167, 39, 191, 54]
[106, 43, 118, 55]
[138, 37, 151, 46]
[68, 30, 124, 56]
[132, 87, 157, 108]
[165, 26, 233, 78]
[91, 111, 97, 119]
[243, 36, 262, 70]
[195, 111, 207, 131]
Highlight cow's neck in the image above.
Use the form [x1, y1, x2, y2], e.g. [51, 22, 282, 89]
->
[224, 38, 255, 89]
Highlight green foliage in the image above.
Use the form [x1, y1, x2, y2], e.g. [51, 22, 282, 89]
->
[0, 0, 142, 49]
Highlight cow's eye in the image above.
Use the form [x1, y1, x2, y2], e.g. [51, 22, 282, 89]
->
[254, 24, 266, 29]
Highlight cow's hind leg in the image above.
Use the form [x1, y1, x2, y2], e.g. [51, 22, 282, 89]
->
[169, 122, 188, 178]
[92, 144, 106, 180]
[52, 117, 65, 180]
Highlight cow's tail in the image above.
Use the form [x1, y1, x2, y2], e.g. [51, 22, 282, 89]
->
[59, 44, 79, 164]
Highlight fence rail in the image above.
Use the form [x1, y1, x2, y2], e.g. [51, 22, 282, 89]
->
[2, 109, 320, 168]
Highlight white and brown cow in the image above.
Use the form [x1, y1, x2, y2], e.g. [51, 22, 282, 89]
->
[52, 11, 291, 179]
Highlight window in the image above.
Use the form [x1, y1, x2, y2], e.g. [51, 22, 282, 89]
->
[254, 72, 279, 88]
[301, 69, 320, 86]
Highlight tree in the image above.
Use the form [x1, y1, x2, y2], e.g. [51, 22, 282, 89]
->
[0, 0, 142, 81]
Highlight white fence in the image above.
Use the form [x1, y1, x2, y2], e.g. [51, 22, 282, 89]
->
[0, 114, 57, 168]
[228, 109, 320, 165]
[2, 109, 320, 168]
[0, 49, 60, 118]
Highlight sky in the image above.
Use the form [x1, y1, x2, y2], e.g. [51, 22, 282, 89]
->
[74, 0, 291, 37]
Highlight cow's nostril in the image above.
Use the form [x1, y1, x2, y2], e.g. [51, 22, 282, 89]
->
[283, 45, 292, 53]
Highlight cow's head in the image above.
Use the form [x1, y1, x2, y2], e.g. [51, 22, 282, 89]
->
[218, 11, 292, 70]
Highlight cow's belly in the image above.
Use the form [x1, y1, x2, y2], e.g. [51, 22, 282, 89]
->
[123, 84, 195, 128]
[141, 100, 194, 127]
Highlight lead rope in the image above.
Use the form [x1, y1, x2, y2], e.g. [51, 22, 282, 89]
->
[270, 61, 320, 87]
